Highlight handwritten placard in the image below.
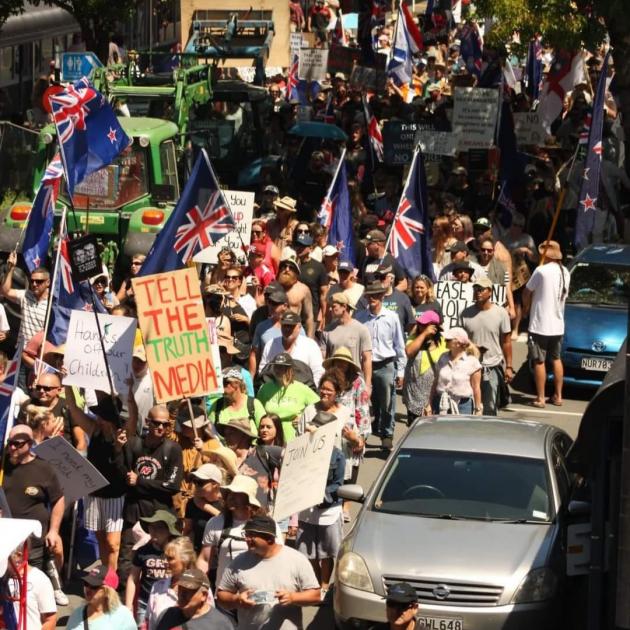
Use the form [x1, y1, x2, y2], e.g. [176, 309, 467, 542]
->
[132, 268, 220, 402]
[34, 437, 109, 504]
[436, 281, 507, 330]
[452, 87, 499, 150]
[298, 48, 329, 82]
[273, 421, 341, 522]
[63, 310, 136, 394]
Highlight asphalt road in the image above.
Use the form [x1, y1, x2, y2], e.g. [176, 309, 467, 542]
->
[55, 337, 590, 628]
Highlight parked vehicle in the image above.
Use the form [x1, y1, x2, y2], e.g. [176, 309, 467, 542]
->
[335, 417, 574, 630]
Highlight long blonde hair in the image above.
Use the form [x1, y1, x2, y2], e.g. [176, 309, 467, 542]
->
[165, 536, 197, 569]
[99, 586, 121, 613]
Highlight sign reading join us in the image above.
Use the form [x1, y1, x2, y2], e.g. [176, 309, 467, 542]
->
[132, 268, 220, 402]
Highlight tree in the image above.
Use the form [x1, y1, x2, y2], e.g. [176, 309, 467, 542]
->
[0, 0, 26, 31]
[473, 0, 630, 173]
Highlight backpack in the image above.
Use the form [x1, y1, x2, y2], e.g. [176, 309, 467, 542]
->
[213, 396, 257, 427]
[255, 358, 315, 390]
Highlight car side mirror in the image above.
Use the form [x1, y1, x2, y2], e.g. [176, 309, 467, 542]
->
[338, 484, 364, 503]
[567, 500, 591, 516]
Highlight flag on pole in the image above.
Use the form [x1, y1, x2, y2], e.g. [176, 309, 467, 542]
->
[362, 96, 384, 162]
[22, 154, 63, 272]
[459, 22, 483, 78]
[524, 38, 543, 100]
[139, 149, 235, 276]
[332, 10, 347, 46]
[575, 52, 610, 250]
[316, 93, 336, 124]
[49, 76, 130, 197]
[286, 53, 300, 102]
[318, 153, 355, 265]
[386, 149, 434, 280]
[387, 2, 423, 86]
[0, 350, 21, 460]
[537, 51, 585, 133]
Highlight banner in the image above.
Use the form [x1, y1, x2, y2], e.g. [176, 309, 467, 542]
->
[298, 48, 329, 82]
[326, 45, 361, 76]
[513, 112, 546, 147]
[452, 87, 500, 150]
[132, 268, 220, 402]
[415, 130, 458, 156]
[34, 437, 109, 504]
[63, 310, 136, 395]
[290, 33, 305, 56]
[193, 190, 254, 264]
[383, 121, 422, 164]
[436, 281, 507, 330]
[273, 421, 341, 522]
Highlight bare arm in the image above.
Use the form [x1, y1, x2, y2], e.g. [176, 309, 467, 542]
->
[64, 386, 97, 438]
[196, 545, 215, 574]
[1, 251, 20, 302]
[471, 370, 482, 412]
[301, 289, 315, 337]
[72, 426, 87, 454]
[318, 284, 329, 329]
[276, 588, 322, 607]
[248, 346, 258, 378]
[521, 287, 532, 315]
[501, 332, 513, 372]
[361, 350, 372, 392]
[40, 612, 57, 630]
[125, 566, 141, 610]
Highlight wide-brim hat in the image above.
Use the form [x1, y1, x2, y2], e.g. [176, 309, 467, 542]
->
[538, 240, 563, 260]
[221, 474, 261, 508]
[140, 509, 180, 537]
[217, 333, 240, 355]
[322, 346, 361, 372]
[202, 445, 239, 478]
[363, 281, 387, 295]
[217, 417, 258, 441]
[274, 196, 298, 212]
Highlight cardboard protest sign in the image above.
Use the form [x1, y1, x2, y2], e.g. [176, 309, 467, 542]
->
[415, 130, 458, 156]
[34, 437, 109, 504]
[452, 87, 499, 150]
[383, 121, 422, 165]
[132, 268, 220, 402]
[63, 310, 136, 395]
[436, 281, 507, 330]
[326, 45, 361, 76]
[513, 112, 546, 147]
[193, 190, 254, 264]
[273, 421, 341, 522]
[298, 48, 329, 82]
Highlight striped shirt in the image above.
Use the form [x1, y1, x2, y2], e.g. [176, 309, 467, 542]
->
[15, 290, 48, 346]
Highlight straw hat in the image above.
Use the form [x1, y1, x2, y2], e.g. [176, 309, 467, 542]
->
[274, 196, 298, 213]
[221, 474, 261, 508]
[538, 240, 563, 261]
[323, 346, 361, 372]
[202, 445, 239, 478]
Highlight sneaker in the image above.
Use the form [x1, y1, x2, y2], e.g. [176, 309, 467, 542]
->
[381, 437, 393, 451]
[54, 589, 69, 606]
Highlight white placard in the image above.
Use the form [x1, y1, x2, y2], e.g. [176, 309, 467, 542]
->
[193, 190, 254, 264]
[298, 48, 329, 82]
[206, 317, 224, 394]
[415, 130, 458, 156]
[34, 437, 109, 504]
[290, 33, 304, 56]
[63, 310, 136, 395]
[513, 112, 546, 147]
[452, 87, 500, 150]
[273, 421, 341, 522]
[297, 105, 312, 122]
[436, 281, 507, 330]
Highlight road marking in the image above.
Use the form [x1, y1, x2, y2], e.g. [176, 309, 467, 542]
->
[503, 407, 583, 417]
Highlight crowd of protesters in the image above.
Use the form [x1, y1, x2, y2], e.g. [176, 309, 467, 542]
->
[1, 1, 628, 629]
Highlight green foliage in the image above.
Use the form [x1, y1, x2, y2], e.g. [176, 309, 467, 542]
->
[0, 0, 26, 30]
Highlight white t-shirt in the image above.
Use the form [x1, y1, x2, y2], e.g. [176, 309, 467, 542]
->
[0, 303, 9, 333]
[238, 293, 258, 319]
[526, 262, 571, 336]
[259, 335, 324, 385]
[9, 565, 56, 630]
[201, 514, 283, 586]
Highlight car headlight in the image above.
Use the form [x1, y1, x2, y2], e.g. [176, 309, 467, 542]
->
[511, 568, 557, 603]
[337, 551, 374, 592]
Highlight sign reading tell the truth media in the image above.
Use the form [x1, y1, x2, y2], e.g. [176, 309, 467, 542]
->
[63, 310, 136, 395]
[132, 268, 220, 402]
[436, 281, 507, 330]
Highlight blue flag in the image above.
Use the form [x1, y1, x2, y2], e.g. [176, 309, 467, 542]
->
[459, 22, 483, 78]
[47, 234, 107, 346]
[0, 350, 21, 462]
[525, 38, 543, 100]
[575, 52, 610, 250]
[318, 157, 355, 265]
[386, 150, 434, 281]
[49, 77, 130, 197]
[22, 154, 64, 272]
[139, 149, 235, 276]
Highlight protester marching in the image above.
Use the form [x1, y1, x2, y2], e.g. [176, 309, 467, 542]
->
[0, 0, 627, 629]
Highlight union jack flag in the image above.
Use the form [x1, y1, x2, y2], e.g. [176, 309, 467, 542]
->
[388, 197, 425, 257]
[0, 351, 21, 453]
[174, 190, 234, 263]
[286, 53, 299, 101]
[49, 77, 130, 197]
[362, 96, 383, 162]
[140, 149, 235, 276]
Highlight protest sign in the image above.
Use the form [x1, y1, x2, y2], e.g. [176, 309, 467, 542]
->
[513, 112, 546, 146]
[132, 268, 220, 402]
[290, 33, 304, 56]
[452, 87, 499, 150]
[298, 48, 329, 82]
[326, 45, 361, 76]
[415, 130, 458, 156]
[349, 65, 387, 92]
[436, 281, 507, 330]
[383, 121, 421, 165]
[193, 190, 254, 264]
[34, 437, 109, 504]
[273, 421, 341, 522]
[63, 310, 136, 395]
[206, 317, 223, 394]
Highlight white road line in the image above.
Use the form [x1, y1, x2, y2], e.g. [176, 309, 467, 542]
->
[502, 407, 583, 417]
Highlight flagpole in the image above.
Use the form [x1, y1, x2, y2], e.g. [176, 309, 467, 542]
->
[320, 148, 347, 224]
[385, 145, 420, 251]
[34, 208, 67, 385]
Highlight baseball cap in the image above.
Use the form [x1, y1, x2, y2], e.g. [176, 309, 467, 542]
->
[178, 567, 210, 591]
[263, 185, 279, 195]
[385, 582, 418, 605]
[443, 327, 470, 344]
[271, 352, 294, 368]
[279, 256, 300, 274]
[452, 165, 467, 176]
[322, 245, 338, 257]
[365, 229, 386, 243]
[295, 233, 314, 247]
[472, 276, 493, 289]
[244, 514, 277, 538]
[190, 463, 223, 485]
[416, 310, 441, 325]
[448, 241, 469, 254]
[222, 367, 244, 382]
[329, 292, 354, 309]
[248, 243, 264, 257]
[375, 263, 393, 276]
[280, 311, 301, 326]
[133, 345, 147, 361]
[82, 565, 119, 589]
[452, 261, 474, 274]
[338, 261, 354, 273]
[474, 217, 492, 230]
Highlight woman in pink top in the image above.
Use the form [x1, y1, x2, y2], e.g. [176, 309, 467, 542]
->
[251, 219, 280, 273]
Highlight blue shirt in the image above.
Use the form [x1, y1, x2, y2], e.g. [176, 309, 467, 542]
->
[355, 306, 407, 376]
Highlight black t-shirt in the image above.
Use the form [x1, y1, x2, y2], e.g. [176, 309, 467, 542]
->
[360, 252, 406, 285]
[185, 499, 223, 552]
[132, 542, 170, 606]
[88, 429, 127, 498]
[249, 304, 269, 338]
[299, 259, 328, 318]
[3, 457, 63, 537]
[155, 606, 235, 630]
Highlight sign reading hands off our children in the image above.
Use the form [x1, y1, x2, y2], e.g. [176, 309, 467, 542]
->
[132, 268, 220, 402]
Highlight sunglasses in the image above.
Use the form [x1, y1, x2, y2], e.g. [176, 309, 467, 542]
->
[224, 275, 241, 281]
[252, 230, 263, 235]
[295, 229, 310, 234]
[35, 384, 58, 392]
[479, 248, 494, 253]
[7, 439, 29, 449]
[150, 419, 170, 428]
[30, 278, 46, 285]
[131, 261, 143, 266]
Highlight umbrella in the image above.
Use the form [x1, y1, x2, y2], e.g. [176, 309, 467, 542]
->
[236, 155, 282, 187]
[288, 122, 348, 141]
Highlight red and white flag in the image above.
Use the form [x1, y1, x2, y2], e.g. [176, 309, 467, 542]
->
[362, 96, 383, 162]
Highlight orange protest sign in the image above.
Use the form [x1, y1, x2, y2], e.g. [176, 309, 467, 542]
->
[132, 268, 220, 402]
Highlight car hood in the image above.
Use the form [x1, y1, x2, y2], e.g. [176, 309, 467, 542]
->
[350, 511, 556, 592]
[563, 303, 627, 354]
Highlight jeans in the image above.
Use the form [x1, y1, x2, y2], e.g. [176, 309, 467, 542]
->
[372, 361, 396, 438]
[481, 366, 501, 416]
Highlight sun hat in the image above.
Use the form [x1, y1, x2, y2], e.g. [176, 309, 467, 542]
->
[202, 445, 239, 477]
[217, 333, 239, 355]
[217, 417, 258, 441]
[243, 514, 277, 537]
[274, 196, 298, 213]
[416, 310, 441, 326]
[452, 261, 475, 275]
[322, 346, 360, 371]
[140, 509, 180, 536]
[279, 256, 300, 274]
[444, 327, 470, 345]
[363, 281, 387, 295]
[190, 463, 223, 485]
[221, 474, 261, 507]
[472, 276, 493, 290]
[329, 292, 355, 310]
[538, 240, 563, 261]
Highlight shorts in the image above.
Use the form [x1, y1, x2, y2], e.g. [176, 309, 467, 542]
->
[296, 518, 343, 560]
[84, 495, 125, 533]
[527, 333, 563, 363]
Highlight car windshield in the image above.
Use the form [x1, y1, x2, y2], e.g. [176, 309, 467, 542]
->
[567, 262, 630, 306]
[372, 449, 553, 522]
